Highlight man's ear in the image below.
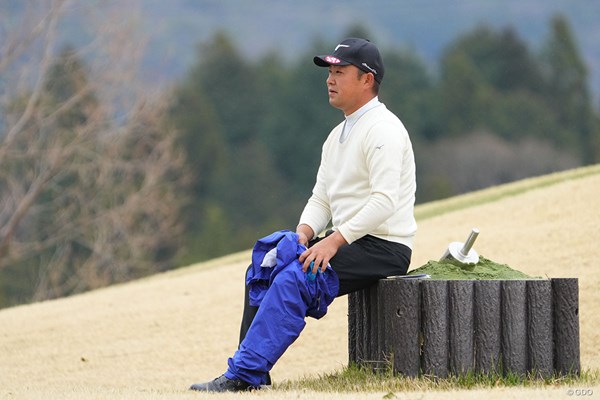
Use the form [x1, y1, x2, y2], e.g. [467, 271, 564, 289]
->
[363, 72, 376, 89]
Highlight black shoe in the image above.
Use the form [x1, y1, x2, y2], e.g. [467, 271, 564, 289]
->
[258, 372, 272, 390]
[189, 374, 254, 392]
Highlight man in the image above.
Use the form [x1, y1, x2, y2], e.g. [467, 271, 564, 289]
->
[190, 37, 417, 392]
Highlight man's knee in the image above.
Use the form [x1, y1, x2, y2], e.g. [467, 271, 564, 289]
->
[269, 265, 312, 305]
[272, 264, 305, 288]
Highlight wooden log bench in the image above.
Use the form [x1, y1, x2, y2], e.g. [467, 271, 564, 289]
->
[348, 278, 580, 378]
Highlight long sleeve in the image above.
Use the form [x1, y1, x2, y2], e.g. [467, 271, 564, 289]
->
[297, 123, 342, 238]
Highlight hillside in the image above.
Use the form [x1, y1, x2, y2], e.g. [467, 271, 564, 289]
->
[1, 165, 599, 399]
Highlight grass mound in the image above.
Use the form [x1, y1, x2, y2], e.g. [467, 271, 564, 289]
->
[408, 256, 535, 280]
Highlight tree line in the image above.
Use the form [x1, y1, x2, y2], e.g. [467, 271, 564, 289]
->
[0, 3, 598, 308]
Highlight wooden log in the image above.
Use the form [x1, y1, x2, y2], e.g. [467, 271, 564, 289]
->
[552, 278, 580, 375]
[380, 278, 421, 377]
[376, 283, 386, 367]
[367, 283, 382, 368]
[359, 287, 369, 364]
[349, 288, 367, 365]
[421, 280, 449, 378]
[348, 290, 358, 365]
[348, 284, 380, 368]
[448, 280, 474, 375]
[474, 280, 502, 374]
[501, 280, 528, 377]
[526, 280, 553, 378]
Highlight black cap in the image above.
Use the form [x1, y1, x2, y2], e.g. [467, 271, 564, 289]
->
[314, 38, 385, 84]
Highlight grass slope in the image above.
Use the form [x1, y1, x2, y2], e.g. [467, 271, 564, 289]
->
[1, 165, 600, 399]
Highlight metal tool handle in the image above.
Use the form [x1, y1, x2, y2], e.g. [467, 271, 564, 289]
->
[459, 228, 479, 257]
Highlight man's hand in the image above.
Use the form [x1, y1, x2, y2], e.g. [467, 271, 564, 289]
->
[299, 230, 347, 274]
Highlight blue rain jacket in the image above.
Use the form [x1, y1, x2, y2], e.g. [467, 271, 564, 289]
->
[246, 230, 339, 319]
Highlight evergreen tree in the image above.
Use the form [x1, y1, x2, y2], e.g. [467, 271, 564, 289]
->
[169, 33, 303, 261]
[379, 47, 437, 140]
[446, 26, 544, 93]
[540, 14, 599, 163]
[439, 49, 493, 136]
[255, 39, 338, 195]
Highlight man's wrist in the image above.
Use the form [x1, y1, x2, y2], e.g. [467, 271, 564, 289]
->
[296, 224, 314, 238]
[327, 230, 348, 248]
[296, 224, 314, 245]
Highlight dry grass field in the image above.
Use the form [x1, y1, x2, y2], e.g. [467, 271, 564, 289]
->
[1, 165, 600, 399]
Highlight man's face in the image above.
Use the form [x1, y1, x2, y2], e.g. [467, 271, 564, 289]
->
[326, 65, 369, 115]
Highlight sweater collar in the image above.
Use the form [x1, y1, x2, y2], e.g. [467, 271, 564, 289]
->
[345, 96, 381, 123]
[340, 96, 381, 143]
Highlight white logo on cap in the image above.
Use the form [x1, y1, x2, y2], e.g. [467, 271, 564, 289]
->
[335, 44, 350, 51]
[362, 62, 378, 75]
[325, 56, 341, 64]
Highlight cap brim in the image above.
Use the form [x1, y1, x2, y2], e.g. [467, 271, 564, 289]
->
[313, 55, 351, 67]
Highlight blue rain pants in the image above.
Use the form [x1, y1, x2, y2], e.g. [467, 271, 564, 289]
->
[224, 230, 339, 386]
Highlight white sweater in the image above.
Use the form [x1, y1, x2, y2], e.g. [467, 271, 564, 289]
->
[299, 102, 417, 248]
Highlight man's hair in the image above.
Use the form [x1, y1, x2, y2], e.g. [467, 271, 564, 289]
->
[357, 69, 380, 95]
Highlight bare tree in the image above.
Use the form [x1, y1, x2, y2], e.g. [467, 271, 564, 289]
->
[0, 1, 190, 303]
